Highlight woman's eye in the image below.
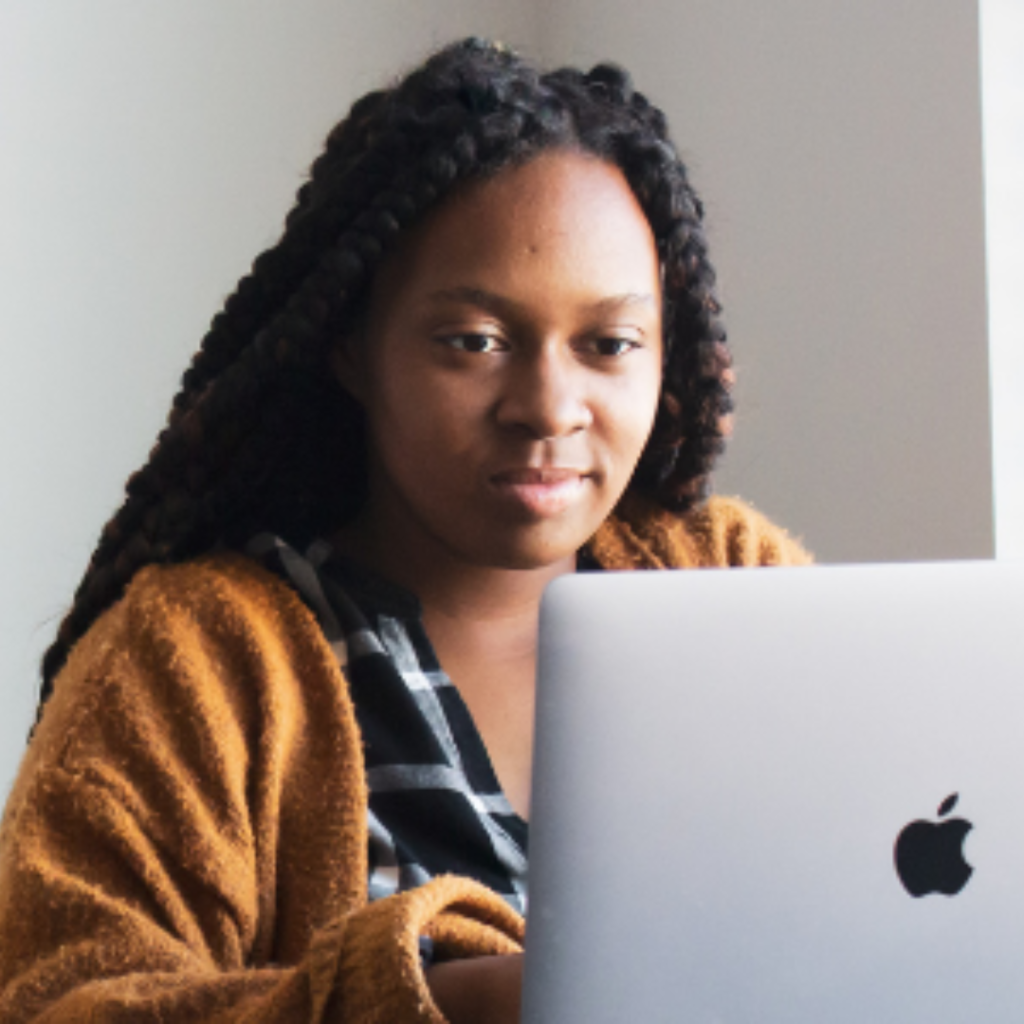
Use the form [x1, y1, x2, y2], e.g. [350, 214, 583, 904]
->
[591, 336, 639, 357]
[441, 333, 505, 354]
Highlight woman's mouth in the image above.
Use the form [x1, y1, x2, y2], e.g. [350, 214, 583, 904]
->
[489, 468, 589, 517]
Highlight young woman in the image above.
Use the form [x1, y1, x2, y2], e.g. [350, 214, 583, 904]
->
[0, 38, 809, 1023]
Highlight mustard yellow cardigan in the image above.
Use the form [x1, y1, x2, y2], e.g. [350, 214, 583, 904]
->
[0, 495, 809, 1023]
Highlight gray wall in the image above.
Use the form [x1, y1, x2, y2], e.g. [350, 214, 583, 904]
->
[1, 1, 993, 797]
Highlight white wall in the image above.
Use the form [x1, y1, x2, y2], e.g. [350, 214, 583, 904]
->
[1, 1, 995, 797]
[538, 0, 993, 566]
[981, 0, 1024, 558]
[0, 0, 537, 796]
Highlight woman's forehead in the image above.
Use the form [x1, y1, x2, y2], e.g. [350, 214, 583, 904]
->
[368, 150, 661, 318]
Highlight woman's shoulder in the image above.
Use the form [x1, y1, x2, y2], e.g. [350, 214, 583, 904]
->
[589, 491, 813, 570]
[32, 551, 343, 774]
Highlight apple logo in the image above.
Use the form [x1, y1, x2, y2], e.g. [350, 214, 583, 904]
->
[894, 793, 974, 898]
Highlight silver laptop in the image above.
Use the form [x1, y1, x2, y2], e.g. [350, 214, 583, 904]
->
[523, 560, 1024, 1023]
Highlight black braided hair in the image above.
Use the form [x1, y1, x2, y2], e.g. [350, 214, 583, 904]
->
[33, 37, 732, 734]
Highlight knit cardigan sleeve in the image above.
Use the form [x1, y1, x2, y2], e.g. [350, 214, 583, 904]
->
[0, 555, 523, 1024]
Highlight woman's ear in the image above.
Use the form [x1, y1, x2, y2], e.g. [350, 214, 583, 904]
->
[330, 337, 366, 403]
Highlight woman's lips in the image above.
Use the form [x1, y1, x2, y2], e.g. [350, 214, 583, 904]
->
[489, 468, 589, 517]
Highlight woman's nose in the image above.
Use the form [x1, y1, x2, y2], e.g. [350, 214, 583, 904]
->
[494, 347, 593, 440]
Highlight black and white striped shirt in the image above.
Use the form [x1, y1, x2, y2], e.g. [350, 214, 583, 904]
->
[247, 534, 536, 914]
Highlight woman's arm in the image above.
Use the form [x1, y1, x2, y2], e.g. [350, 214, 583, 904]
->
[425, 955, 524, 1024]
[0, 555, 523, 1023]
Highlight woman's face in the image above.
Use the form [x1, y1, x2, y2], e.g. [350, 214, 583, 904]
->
[336, 149, 663, 571]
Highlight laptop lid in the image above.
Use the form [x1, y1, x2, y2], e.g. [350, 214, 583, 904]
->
[523, 560, 1024, 1023]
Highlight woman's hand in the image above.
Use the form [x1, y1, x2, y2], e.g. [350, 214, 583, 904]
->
[424, 953, 524, 1024]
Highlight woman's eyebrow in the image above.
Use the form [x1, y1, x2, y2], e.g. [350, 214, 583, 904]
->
[586, 292, 659, 315]
[424, 286, 658, 317]
[425, 286, 518, 317]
